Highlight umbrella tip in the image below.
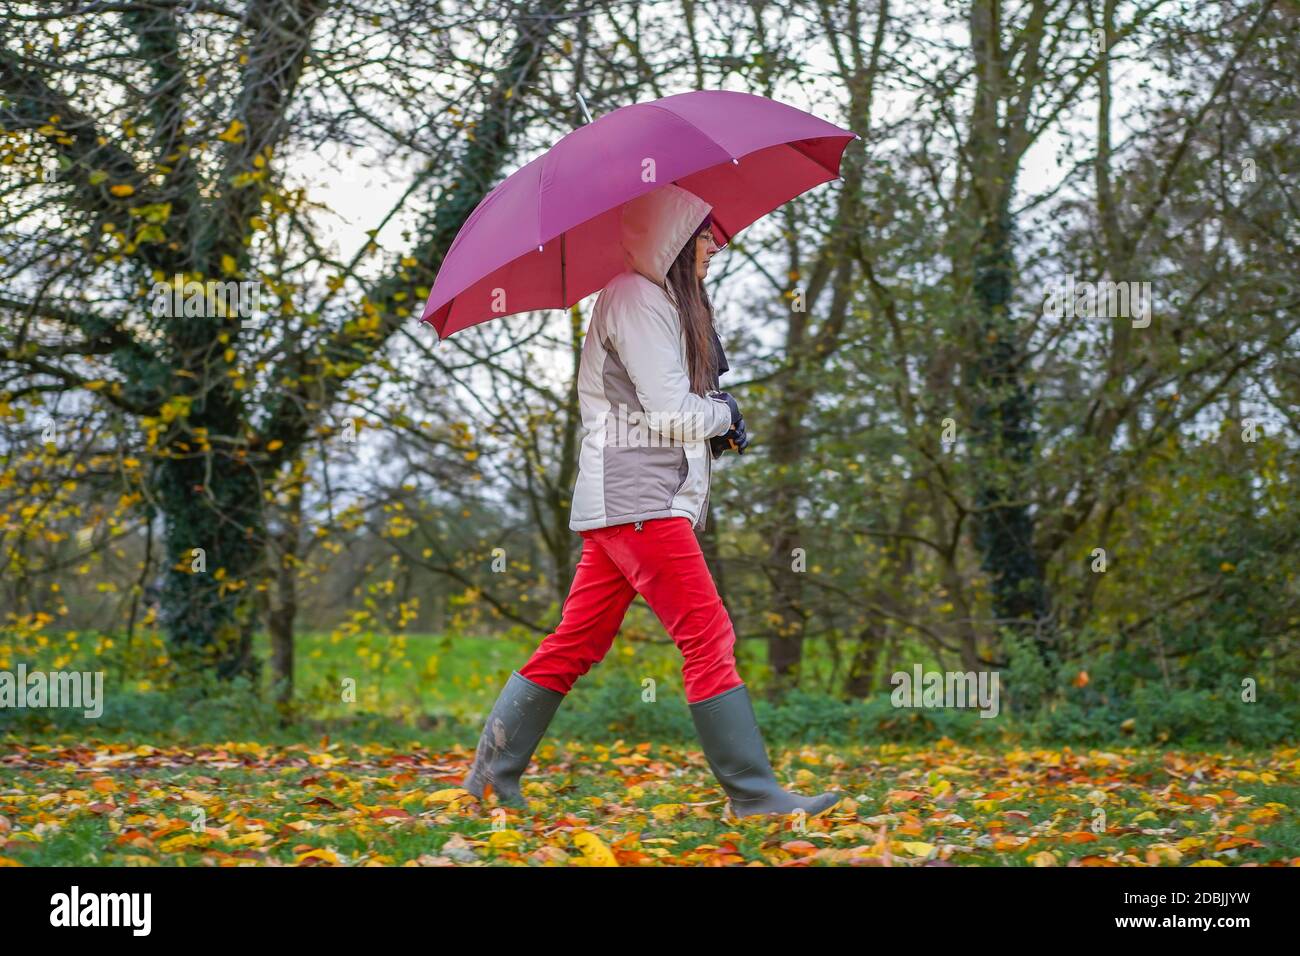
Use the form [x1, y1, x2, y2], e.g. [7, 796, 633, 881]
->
[576, 92, 594, 125]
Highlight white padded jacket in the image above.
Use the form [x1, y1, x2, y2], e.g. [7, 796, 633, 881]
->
[568, 184, 734, 532]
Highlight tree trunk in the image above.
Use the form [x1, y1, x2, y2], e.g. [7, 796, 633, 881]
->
[269, 491, 301, 714]
[155, 415, 265, 681]
[845, 622, 883, 698]
[965, 0, 1051, 663]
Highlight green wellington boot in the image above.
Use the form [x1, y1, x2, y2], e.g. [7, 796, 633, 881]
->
[463, 670, 565, 808]
[690, 683, 842, 819]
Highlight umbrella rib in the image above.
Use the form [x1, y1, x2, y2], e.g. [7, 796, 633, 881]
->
[645, 104, 736, 163]
[780, 138, 847, 178]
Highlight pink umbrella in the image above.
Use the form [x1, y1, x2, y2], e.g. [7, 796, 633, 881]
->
[420, 90, 858, 339]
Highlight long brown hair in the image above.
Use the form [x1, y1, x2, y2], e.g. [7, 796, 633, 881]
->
[662, 235, 718, 396]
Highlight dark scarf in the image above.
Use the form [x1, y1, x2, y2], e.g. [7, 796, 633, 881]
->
[711, 327, 729, 379]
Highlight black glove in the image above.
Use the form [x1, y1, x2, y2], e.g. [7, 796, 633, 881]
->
[715, 390, 741, 427]
[711, 417, 750, 457]
[709, 391, 750, 457]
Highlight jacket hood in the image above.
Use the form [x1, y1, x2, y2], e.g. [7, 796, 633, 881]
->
[620, 184, 712, 286]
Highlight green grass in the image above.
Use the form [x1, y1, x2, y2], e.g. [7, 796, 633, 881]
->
[4, 626, 1297, 750]
[271, 624, 782, 719]
[3, 620, 778, 730]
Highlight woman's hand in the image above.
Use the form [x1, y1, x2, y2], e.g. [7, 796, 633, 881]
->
[711, 418, 750, 456]
[709, 391, 751, 456]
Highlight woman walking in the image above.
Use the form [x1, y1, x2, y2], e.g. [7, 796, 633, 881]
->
[463, 183, 840, 820]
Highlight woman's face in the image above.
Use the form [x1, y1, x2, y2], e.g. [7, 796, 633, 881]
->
[694, 227, 719, 280]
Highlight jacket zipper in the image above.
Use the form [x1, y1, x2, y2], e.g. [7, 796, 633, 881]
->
[700, 444, 712, 528]
[635, 448, 707, 533]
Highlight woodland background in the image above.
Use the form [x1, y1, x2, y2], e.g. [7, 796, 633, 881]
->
[1, 0, 1296, 747]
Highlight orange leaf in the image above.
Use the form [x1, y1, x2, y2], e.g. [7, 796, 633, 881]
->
[780, 841, 818, 857]
[887, 790, 925, 803]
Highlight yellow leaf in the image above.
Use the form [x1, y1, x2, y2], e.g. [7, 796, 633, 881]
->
[423, 788, 467, 805]
[158, 833, 195, 852]
[488, 830, 523, 849]
[109, 183, 135, 197]
[228, 831, 272, 846]
[218, 119, 247, 144]
[295, 848, 340, 865]
[896, 841, 935, 857]
[573, 830, 618, 867]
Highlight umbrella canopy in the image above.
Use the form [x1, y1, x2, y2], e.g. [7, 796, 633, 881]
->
[420, 90, 858, 338]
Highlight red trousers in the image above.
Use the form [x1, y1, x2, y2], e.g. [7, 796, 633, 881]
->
[518, 516, 743, 704]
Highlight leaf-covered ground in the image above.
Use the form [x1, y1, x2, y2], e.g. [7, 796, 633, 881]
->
[1, 739, 1297, 866]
